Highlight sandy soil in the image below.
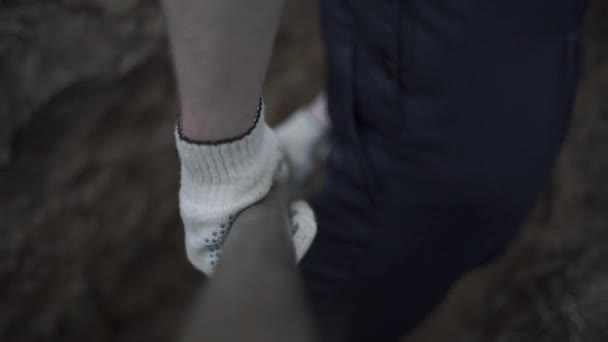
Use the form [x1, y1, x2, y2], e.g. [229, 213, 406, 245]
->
[1, 0, 608, 341]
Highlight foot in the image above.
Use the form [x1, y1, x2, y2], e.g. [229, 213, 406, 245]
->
[276, 93, 331, 188]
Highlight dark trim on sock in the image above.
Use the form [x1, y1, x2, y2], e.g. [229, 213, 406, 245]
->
[176, 98, 263, 146]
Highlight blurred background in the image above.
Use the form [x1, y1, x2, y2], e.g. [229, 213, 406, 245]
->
[1, 1, 607, 341]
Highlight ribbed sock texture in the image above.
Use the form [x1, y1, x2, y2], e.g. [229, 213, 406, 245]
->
[176, 104, 316, 275]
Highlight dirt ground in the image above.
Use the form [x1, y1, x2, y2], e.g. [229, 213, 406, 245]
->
[1, 1, 608, 341]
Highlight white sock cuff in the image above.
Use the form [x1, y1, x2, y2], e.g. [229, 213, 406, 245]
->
[176, 106, 282, 210]
[175, 101, 317, 275]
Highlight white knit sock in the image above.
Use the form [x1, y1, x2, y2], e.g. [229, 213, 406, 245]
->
[176, 103, 317, 275]
[276, 94, 330, 187]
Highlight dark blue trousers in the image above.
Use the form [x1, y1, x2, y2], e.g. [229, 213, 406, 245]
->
[300, 1, 589, 341]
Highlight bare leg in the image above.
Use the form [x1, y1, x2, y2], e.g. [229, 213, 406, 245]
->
[161, 0, 285, 140]
[181, 183, 319, 342]
[162, 1, 318, 339]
